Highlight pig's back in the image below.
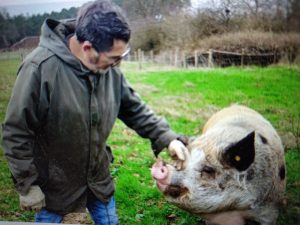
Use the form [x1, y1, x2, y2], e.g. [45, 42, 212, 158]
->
[202, 105, 284, 154]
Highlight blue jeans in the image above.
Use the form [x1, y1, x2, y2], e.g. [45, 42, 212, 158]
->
[35, 194, 118, 225]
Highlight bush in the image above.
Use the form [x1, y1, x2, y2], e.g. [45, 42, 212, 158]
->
[195, 31, 300, 61]
[131, 22, 165, 54]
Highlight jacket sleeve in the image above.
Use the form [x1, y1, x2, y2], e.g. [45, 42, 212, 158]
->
[118, 75, 180, 156]
[2, 61, 41, 195]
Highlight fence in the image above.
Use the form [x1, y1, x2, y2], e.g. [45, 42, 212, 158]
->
[0, 48, 296, 69]
[200, 49, 281, 67]
[125, 48, 289, 69]
[0, 49, 33, 61]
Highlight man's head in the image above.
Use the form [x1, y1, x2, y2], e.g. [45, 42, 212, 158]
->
[75, 0, 131, 71]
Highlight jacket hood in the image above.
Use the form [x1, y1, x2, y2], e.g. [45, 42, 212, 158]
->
[39, 18, 90, 74]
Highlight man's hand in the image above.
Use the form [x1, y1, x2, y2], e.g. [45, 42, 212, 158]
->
[167, 139, 189, 170]
[19, 185, 45, 212]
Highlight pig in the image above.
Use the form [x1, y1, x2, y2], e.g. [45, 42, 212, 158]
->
[151, 105, 286, 225]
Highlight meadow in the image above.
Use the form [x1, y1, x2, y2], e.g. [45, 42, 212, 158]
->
[0, 58, 299, 224]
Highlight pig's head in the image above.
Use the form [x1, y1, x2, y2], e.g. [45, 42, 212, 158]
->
[151, 127, 257, 215]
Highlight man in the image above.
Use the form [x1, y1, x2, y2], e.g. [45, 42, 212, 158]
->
[1, 0, 188, 224]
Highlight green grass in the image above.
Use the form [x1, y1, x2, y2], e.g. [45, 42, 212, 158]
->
[0, 59, 299, 224]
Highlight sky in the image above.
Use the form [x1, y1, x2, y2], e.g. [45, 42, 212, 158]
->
[0, 0, 205, 16]
[0, 0, 90, 16]
[0, 0, 87, 6]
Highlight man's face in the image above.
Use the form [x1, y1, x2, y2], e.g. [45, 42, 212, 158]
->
[82, 39, 129, 73]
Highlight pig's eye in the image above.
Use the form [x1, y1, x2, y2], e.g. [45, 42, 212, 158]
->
[201, 166, 216, 178]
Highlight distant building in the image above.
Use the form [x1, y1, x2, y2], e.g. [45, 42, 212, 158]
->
[10, 36, 39, 50]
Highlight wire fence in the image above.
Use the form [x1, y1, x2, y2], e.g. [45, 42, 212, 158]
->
[1, 48, 298, 69]
[0, 49, 33, 61]
[125, 48, 298, 69]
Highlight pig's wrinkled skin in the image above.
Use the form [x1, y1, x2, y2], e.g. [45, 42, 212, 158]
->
[152, 105, 286, 225]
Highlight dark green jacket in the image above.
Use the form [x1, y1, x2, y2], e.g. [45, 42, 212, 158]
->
[2, 19, 179, 214]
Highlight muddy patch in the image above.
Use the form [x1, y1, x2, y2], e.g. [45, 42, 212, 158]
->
[132, 83, 159, 97]
[62, 212, 92, 224]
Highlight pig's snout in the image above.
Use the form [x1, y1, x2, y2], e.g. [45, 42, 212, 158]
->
[151, 160, 189, 198]
[151, 160, 169, 180]
[151, 160, 170, 192]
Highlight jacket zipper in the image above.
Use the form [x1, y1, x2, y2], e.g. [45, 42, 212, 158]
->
[86, 76, 94, 182]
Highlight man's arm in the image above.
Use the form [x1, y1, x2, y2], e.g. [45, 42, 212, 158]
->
[2, 61, 41, 195]
[118, 74, 188, 160]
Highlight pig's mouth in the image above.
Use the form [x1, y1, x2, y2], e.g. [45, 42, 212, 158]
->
[164, 184, 189, 198]
[151, 160, 189, 198]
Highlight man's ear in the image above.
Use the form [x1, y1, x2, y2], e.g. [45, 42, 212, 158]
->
[222, 131, 255, 171]
[82, 41, 93, 52]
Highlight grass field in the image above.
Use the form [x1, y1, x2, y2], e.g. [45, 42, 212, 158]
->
[0, 59, 299, 224]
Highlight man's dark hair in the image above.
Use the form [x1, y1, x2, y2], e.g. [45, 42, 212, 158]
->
[75, 0, 131, 52]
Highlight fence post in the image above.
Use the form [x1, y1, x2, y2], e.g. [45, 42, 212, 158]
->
[208, 49, 213, 67]
[127, 52, 131, 62]
[162, 52, 166, 65]
[150, 50, 154, 63]
[174, 47, 179, 67]
[20, 49, 26, 61]
[182, 51, 186, 68]
[241, 49, 245, 66]
[194, 50, 198, 67]
[169, 50, 173, 66]
[273, 50, 277, 64]
[138, 48, 142, 70]
[134, 51, 138, 62]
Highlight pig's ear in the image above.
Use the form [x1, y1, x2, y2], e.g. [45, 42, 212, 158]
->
[222, 131, 255, 171]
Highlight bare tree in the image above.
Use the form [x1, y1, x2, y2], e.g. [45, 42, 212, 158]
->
[120, 0, 191, 19]
[285, 0, 300, 31]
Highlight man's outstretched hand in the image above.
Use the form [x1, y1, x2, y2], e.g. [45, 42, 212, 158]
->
[167, 139, 189, 170]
